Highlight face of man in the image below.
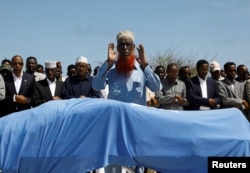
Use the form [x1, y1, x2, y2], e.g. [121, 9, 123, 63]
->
[180, 68, 191, 80]
[117, 37, 135, 58]
[167, 65, 179, 83]
[11, 56, 24, 75]
[237, 66, 249, 81]
[197, 63, 209, 80]
[116, 37, 135, 76]
[55, 67, 62, 80]
[67, 67, 77, 77]
[155, 67, 165, 80]
[76, 62, 88, 78]
[211, 70, 221, 80]
[45, 68, 56, 82]
[26, 58, 37, 74]
[226, 65, 237, 81]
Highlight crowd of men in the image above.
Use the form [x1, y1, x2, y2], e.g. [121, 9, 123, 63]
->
[0, 30, 250, 173]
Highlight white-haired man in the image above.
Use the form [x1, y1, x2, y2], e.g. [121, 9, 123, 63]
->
[93, 30, 162, 105]
[92, 30, 162, 173]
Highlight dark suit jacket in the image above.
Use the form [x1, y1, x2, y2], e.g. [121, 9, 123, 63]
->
[3, 72, 35, 116]
[32, 78, 64, 107]
[185, 76, 220, 110]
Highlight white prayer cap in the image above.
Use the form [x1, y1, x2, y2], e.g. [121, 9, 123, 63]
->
[210, 61, 221, 72]
[45, 61, 57, 68]
[116, 30, 135, 42]
[76, 56, 88, 64]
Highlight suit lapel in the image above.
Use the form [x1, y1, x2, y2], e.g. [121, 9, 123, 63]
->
[43, 79, 53, 97]
[224, 79, 237, 98]
[194, 77, 202, 96]
[19, 73, 27, 94]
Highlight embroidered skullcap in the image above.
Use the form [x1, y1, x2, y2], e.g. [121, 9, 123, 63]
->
[76, 56, 88, 64]
[45, 61, 57, 68]
[116, 30, 135, 42]
[210, 61, 221, 72]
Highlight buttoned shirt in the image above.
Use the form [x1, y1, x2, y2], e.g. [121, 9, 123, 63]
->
[155, 78, 188, 110]
[13, 71, 23, 94]
[46, 78, 56, 96]
[92, 61, 162, 106]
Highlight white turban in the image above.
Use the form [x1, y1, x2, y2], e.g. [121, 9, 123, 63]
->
[45, 61, 57, 68]
[76, 56, 88, 64]
[116, 30, 135, 42]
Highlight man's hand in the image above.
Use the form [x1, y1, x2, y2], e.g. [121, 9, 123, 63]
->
[175, 94, 186, 105]
[242, 100, 249, 109]
[136, 44, 148, 68]
[107, 43, 116, 67]
[208, 98, 217, 107]
[53, 96, 62, 100]
[15, 95, 28, 104]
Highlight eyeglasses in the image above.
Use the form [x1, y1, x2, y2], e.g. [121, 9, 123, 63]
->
[12, 62, 24, 66]
[118, 43, 134, 48]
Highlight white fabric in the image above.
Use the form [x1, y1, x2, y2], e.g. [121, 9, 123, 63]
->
[209, 61, 221, 72]
[46, 78, 56, 96]
[198, 76, 210, 110]
[13, 72, 23, 94]
[76, 56, 88, 64]
[45, 61, 57, 68]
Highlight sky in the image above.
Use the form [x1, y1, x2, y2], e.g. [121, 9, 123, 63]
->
[1, 0, 250, 76]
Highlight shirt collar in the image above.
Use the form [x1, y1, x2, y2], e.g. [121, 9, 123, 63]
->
[46, 78, 56, 84]
[12, 71, 23, 79]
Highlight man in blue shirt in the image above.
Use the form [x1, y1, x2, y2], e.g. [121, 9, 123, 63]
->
[92, 30, 162, 106]
[92, 30, 162, 173]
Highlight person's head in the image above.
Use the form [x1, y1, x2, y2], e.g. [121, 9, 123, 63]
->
[224, 62, 236, 81]
[178, 66, 191, 81]
[236, 64, 249, 82]
[116, 30, 136, 76]
[166, 63, 179, 83]
[87, 63, 92, 75]
[36, 64, 44, 74]
[67, 64, 77, 77]
[220, 69, 226, 77]
[26, 56, 38, 74]
[75, 56, 89, 80]
[93, 66, 100, 76]
[209, 61, 222, 80]
[154, 65, 165, 80]
[55, 61, 63, 80]
[11, 55, 24, 76]
[196, 59, 209, 80]
[1, 59, 11, 66]
[44, 61, 57, 82]
[0, 64, 12, 76]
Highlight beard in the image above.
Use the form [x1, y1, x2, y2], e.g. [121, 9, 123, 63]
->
[116, 54, 135, 76]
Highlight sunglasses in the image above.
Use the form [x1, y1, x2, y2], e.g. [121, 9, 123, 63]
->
[118, 43, 134, 48]
[12, 62, 24, 66]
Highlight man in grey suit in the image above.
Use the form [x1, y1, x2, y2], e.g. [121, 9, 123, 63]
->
[217, 62, 249, 116]
[32, 61, 64, 107]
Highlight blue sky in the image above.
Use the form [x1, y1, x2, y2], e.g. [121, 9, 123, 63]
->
[1, 0, 250, 76]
